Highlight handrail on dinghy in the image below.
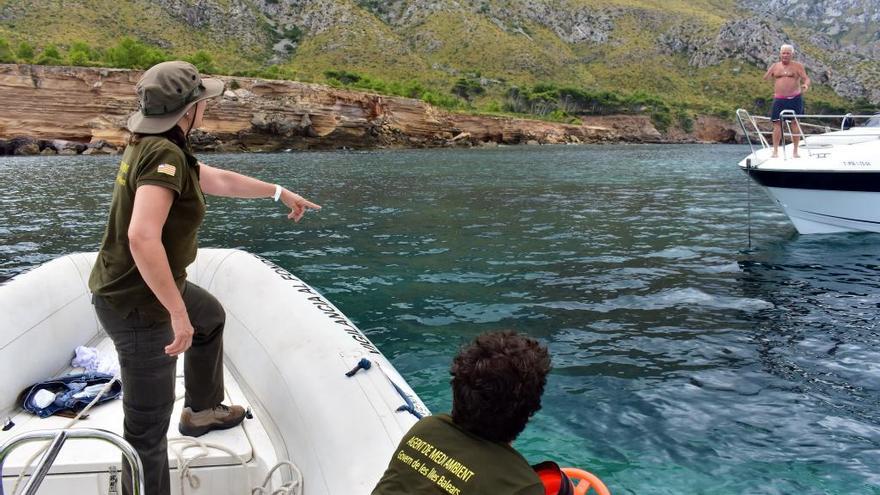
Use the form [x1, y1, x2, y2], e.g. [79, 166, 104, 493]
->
[0, 428, 145, 495]
[735, 108, 880, 161]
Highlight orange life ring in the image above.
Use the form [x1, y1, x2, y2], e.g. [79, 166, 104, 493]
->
[561, 467, 611, 495]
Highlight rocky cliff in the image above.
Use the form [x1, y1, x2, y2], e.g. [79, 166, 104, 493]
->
[665, 2, 880, 102]
[761, 0, 880, 103]
[0, 64, 740, 156]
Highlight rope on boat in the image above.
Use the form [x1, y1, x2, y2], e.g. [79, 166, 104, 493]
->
[169, 436, 303, 495]
[171, 384, 303, 495]
[747, 157, 752, 248]
[169, 382, 304, 495]
[251, 461, 304, 495]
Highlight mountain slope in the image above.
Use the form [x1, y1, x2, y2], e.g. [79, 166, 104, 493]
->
[0, 0, 876, 120]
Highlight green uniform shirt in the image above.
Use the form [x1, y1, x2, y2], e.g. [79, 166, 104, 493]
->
[373, 414, 544, 495]
[88, 136, 205, 317]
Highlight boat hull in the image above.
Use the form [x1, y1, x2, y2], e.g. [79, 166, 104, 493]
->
[763, 185, 880, 234]
[738, 137, 880, 234]
[1, 249, 427, 495]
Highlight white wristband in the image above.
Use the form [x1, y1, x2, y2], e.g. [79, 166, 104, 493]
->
[273, 184, 283, 202]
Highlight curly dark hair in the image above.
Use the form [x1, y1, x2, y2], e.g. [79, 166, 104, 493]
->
[450, 330, 551, 443]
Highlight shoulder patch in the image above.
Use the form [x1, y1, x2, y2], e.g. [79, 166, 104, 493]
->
[156, 164, 177, 176]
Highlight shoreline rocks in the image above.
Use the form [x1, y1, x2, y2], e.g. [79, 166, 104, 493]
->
[0, 137, 102, 156]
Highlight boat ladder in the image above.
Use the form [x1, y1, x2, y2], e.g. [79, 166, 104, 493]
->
[0, 428, 145, 495]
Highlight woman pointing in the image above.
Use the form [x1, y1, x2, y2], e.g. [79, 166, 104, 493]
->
[89, 60, 320, 495]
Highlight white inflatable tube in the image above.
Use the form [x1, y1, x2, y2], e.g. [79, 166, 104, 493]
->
[191, 249, 428, 494]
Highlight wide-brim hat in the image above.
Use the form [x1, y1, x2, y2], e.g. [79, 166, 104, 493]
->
[127, 60, 224, 134]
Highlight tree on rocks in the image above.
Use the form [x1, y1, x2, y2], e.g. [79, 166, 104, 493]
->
[0, 38, 13, 63]
[16, 42, 35, 62]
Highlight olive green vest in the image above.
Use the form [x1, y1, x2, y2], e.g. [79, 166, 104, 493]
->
[88, 136, 205, 317]
[373, 414, 544, 495]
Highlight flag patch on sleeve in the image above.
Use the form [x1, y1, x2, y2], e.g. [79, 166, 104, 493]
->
[156, 164, 177, 176]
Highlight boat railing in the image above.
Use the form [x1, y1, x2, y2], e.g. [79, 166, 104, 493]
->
[735, 109, 879, 160]
[736, 108, 769, 157]
[0, 427, 145, 495]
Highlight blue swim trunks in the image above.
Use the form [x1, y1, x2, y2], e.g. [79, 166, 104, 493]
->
[770, 94, 804, 122]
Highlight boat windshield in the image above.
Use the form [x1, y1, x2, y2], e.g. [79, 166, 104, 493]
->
[866, 114, 880, 127]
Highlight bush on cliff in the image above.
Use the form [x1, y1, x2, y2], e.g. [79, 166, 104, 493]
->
[421, 91, 462, 110]
[0, 38, 13, 63]
[67, 41, 99, 67]
[451, 78, 485, 102]
[16, 42, 35, 63]
[185, 51, 217, 74]
[105, 37, 168, 69]
[324, 70, 362, 85]
[35, 45, 63, 66]
[504, 84, 680, 128]
[282, 26, 303, 43]
[231, 64, 297, 81]
[676, 109, 694, 133]
[324, 69, 463, 110]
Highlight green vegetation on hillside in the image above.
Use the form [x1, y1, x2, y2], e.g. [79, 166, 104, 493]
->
[0, 35, 287, 79]
[400, 11, 586, 86]
[324, 70, 463, 109]
[289, 20, 430, 85]
[0, 0, 270, 70]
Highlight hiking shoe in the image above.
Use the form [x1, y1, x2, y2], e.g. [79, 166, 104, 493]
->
[178, 404, 246, 437]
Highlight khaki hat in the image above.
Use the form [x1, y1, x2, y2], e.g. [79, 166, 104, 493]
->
[127, 61, 224, 134]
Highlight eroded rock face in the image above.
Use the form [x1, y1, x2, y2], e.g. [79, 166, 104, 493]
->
[578, 116, 663, 143]
[739, 0, 880, 56]
[0, 64, 734, 154]
[257, 0, 365, 36]
[152, 0, 270, 50]
[693, 116, 743, 144]
[485, 1, 619, 44]
[689, 19, 787, 68]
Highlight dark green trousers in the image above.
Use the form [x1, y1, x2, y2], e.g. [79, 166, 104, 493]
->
[93, 282, 226, 495]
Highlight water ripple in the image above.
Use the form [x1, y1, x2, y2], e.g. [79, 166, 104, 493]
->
[3, 146, 879, 493]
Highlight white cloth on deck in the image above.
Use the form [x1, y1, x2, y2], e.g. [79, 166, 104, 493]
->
[72, 345, 120, 377]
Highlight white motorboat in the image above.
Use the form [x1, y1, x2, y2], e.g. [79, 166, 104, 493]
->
[0, 249, 429, 495]
[736, 109, 880, 234]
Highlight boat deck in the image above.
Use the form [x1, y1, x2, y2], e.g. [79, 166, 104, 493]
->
[1, 337, 274, 494]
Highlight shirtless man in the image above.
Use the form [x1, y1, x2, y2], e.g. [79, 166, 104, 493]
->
[763, 44, 811, 158]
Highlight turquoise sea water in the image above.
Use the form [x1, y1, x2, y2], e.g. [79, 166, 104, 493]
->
[2, 145, 879, 494]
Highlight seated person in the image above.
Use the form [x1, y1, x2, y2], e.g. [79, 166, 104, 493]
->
[373, 330, 551, 495]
